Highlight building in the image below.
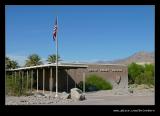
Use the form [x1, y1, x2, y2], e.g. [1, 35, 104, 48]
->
[6, 63, 128, 93]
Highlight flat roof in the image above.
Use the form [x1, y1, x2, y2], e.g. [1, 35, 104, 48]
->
[6, 63, 88, 71]
[6, 62, 127, 71]
[61, 62, 127, 66]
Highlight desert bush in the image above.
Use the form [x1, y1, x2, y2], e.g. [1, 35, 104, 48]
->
[128, 63, 144, 84]
[128, 63, 154, 86]
[5, 74, 32, 96]
[78, 74, 112, 91]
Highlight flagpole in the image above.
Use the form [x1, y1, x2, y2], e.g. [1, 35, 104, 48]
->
[55, 16, 58, 97]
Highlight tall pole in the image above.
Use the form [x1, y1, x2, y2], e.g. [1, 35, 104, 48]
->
[55, 16, 58, 97]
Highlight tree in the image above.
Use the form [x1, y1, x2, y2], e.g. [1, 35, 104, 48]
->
[128, 62, 144, 84]
[5, 57, 11, 69]
[5, 57, 19, 69]
[47, 54, 60, 63]
[25, 54, 43, 67]
[10, 60, 19, 69]
[144, 64, 154, 77]
[144, 64, 154, 85]
[128, 63, 154, 85]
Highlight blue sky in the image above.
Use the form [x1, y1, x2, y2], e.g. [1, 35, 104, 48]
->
[5, 5, 155, 66]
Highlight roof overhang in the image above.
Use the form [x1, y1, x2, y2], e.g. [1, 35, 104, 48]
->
[6, 63, 88, 71]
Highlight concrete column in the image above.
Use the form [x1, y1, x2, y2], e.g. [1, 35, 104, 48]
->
[27, 70, 28, 90]
[83, 72, 85, 94]
[19, 71, 20, 79]
[43, 68, 45, 94]
[15, 71, 16, 84]
[12, 71, 14, 84]
[66, 69, 68, 92]
[75, 69, 76, 88]
[19, 71, 20, 90]
[22, 71, 23, 90]
[19, 71, 21, 83]
[37, 69, 38, 92]
[50, 67, 52, 94]
[31, 70, 33, 93]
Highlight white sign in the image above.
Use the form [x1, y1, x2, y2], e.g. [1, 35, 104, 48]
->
[88, 68, 123, 72]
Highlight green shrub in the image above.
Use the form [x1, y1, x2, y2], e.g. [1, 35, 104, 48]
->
[128, 63, 144, 84]
[5, 74, 32, 96]
[128, 63, 154, 86]
[78, 74, 112, 91]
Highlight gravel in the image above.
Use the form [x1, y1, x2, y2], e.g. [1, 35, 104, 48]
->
[5, 92, 76, 105]
[5, 87, 154, 105]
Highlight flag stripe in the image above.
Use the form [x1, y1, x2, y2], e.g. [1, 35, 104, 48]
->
[53, 18, 57, 40]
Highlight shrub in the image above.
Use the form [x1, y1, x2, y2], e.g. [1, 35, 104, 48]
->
[78, 74, 112, 91]
[5, 74, 32, 96]
[128, 63, 154, 86]
[128, 63, 144, 84]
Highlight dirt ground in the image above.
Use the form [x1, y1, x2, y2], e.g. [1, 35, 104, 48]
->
[6, 88, 154, 105]
[57, 89, 155, 105]
[63, 94, 154, 105]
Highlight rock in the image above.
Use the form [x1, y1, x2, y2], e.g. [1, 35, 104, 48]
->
[34, 92, 45, 97]
[128, 88, 133, 93]
[80, 94, 85, 100]
[20, 100, 27, 102]
[70, 88, 85, 101]
[60, 92, 70, 99]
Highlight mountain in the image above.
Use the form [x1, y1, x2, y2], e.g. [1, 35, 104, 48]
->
[96, 51, 154, 65]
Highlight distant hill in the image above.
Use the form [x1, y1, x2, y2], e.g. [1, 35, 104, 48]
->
[96, 51, 154, 65]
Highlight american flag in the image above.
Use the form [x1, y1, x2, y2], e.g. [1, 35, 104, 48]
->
[53, 17, 58, 41]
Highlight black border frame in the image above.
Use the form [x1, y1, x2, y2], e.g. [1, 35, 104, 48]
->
[0, 0, 159, 113]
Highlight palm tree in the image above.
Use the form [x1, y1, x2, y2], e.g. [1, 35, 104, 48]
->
[25, 54, 43, 67]
[5, 57, 19, 69]
[5, 57, 11, 69]
[10, 60, 19, 69]
[47, 54, 60, 63]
